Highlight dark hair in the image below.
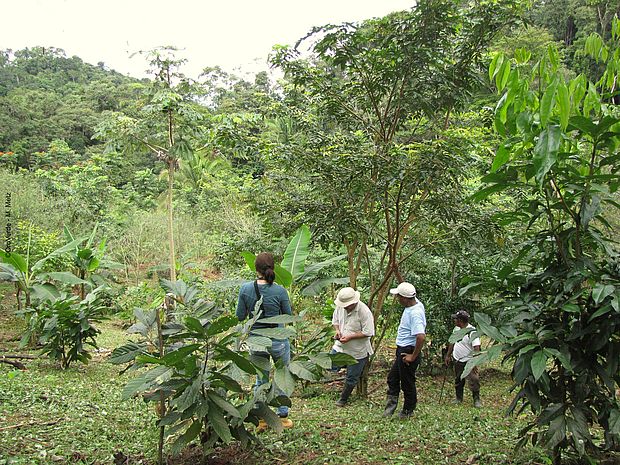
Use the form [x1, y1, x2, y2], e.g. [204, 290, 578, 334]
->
[255, 252, 276, 284]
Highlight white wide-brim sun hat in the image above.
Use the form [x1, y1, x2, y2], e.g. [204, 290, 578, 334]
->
[335, 287, 360, 307]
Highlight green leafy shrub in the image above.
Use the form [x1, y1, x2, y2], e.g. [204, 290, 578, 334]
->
[21, 289, 107, 369]
[111, 279, 353, 459]
[466, 32, 620, 464]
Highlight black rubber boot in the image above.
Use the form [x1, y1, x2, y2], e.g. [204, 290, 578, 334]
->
[335, 384, 355, 407]
[382, 395, 399, 417]
[454, 385, 464, 404]
[473, 391, 482, 408]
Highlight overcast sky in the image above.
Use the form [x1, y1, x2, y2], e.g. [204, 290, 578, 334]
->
[4, 0, 413, 79]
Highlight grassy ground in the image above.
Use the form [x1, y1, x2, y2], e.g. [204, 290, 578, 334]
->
[0, 287, 558, 465]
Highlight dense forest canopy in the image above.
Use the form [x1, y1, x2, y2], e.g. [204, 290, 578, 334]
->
[1, 0, 620, 463]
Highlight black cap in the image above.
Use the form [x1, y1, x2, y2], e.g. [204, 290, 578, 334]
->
[451, 310, 470, 321]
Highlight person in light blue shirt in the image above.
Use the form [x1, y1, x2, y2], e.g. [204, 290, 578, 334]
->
[236, 252, 293, 430]
[383, 282, 426, 419]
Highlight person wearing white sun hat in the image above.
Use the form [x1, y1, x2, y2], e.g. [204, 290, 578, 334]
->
[330, 287, 375, 407]
[383, 282, 426, 419]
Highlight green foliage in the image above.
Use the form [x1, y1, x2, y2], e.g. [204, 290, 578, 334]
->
[0, 47, 138, 162]
[22, 289, 107, 369]
[111, 279, 341, 458]
[470, 28, 620, 462]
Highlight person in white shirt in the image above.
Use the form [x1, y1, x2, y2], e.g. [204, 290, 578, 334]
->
[444, 310, 482, 407]
[331, 287, 375, 407]
[383, 282, 426, 419]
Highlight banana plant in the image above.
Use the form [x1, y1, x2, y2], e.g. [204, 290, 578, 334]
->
[241, 224, 348, 295]
[0, 224, 87, 310]
[63, 224, 122, 299]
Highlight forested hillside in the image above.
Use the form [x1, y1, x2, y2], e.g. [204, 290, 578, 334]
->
[1, 0, 619, 463]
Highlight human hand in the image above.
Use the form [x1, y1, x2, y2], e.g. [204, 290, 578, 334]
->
[401, 353, 416, 365]
[444, 356, 451, 366]
[339, 334, 351, 343]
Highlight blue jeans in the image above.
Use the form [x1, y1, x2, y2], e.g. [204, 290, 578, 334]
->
[330, 349, 368, 388]
[250, 338, 291, 417]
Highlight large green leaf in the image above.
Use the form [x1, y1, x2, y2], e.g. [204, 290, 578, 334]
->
[473, 313, 505, 343]
[240, 252, 256, 272]
[297, 254, 347, 281]
[490, 144, 510, 173]
[251, 327, 296, 339]
[301, 277, 350, 296]
[568, 115, 597, 136]
[42, 272, 89, 286]
[448, 326, 475, 344]
[206, 314, 238, 336]
[32, 237, 86, 272]
[259, 314, 301, 324]
[531, 350, 548, 381]
[30, 283, 60, 303]
[254, 402, 283, 433]
[0, 263, 18, 282]
[328, 352, 357, 367]
[207, 391, 240, 418]
[162, 344, 201, 366]
[592, 283, 614, 304]
[217, 346, 256, 374]
[171, 420, 202, 455]
[280, 224, 311, 280]
[0, 251, 27, 274]
[556, 82, 570, 130]
[208, 403, 232, 443]
[274, 365, 295, 396]
[274, 264, 293, 288]
[110, 342, 147, 364]
[247, 336, 273, 351]
[533, 125, 562, 183]
[540, 78, 558, 127]
[121, 366, 173, 400]
[289, 360, 318, 381]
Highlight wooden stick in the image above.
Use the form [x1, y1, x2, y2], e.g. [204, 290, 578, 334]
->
[0, 354, 37, 360]
[0, 359, 26, 370]
[0, 419, 61, 432]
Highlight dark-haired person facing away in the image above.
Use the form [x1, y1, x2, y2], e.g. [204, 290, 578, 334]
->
[236, 252, 293, 431]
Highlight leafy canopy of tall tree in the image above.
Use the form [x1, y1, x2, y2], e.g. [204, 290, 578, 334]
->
[267, 0, 523, 387]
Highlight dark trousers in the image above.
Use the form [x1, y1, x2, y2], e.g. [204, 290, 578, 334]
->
[386, 345, 421, 412]
[454, 361, 480, 392]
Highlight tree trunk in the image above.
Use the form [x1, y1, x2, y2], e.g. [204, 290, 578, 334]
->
[156, 303, 167, 465]
[167, 160, 176, 283]
[450, 257, 458, 298]
[345, 239, 358, 288]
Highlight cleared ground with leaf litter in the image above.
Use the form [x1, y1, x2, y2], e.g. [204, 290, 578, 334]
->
[0, 307, 557, 465]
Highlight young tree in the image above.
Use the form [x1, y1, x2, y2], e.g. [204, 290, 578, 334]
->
[268, 0, 521, 394]
[468, 26, 620, 464]
[96, 47, 205, 282]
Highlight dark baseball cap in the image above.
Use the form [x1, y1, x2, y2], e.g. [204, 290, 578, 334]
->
[451, 310, 470, 321]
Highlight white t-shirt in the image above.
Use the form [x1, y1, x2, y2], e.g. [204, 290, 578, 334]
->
[451, 324, 481, 362]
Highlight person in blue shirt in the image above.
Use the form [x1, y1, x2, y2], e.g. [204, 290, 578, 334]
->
[383, 282, 426, 419]
[236, 252, 293, 429]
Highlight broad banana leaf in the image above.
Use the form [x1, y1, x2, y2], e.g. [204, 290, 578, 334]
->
[280, 224, 310, 280]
